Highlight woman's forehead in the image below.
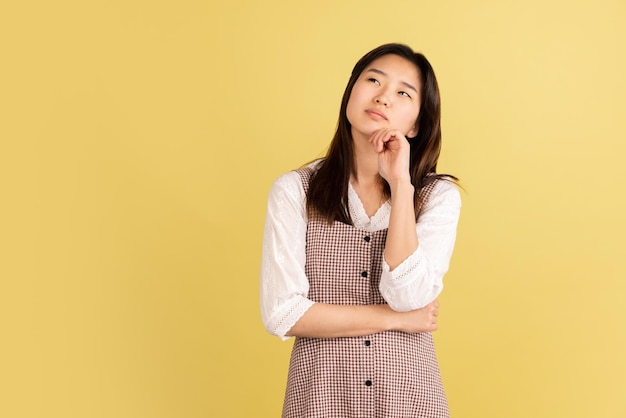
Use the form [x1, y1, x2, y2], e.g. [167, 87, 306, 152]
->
[362, 54, 421, 88]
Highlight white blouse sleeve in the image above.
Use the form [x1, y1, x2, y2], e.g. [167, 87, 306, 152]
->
[379, 180, 462, 312]
[260, 171, 314, 340]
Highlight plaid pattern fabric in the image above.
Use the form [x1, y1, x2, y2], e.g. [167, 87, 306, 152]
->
[282, 168, 449, 418]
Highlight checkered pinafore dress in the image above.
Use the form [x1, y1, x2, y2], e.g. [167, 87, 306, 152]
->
[282, 168, 449, 418]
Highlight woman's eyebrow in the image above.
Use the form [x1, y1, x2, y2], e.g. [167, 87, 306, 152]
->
[366, 68, 418, 94]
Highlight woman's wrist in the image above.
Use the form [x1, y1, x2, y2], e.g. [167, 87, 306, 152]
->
[388, 179, 414, 196]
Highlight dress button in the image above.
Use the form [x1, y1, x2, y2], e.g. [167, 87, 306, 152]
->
[361, 271, 368, 278]
[364, 340, 371, 346]
[363, 236, 371, 242]
[365, 380, 372, 386]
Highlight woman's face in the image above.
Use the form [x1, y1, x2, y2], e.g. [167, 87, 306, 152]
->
[346, 54, 422, 141]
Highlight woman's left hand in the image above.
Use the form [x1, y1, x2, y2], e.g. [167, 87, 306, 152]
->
[369, 128, 411, 185]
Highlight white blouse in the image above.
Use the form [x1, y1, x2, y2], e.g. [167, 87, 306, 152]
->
[260, 166, 462, 340]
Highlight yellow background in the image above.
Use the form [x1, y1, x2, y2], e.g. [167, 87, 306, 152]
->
[1, 1, 625, 417]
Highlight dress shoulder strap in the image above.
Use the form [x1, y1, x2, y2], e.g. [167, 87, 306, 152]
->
[416, 178, 440, 220]
[294, 166, 315, 194]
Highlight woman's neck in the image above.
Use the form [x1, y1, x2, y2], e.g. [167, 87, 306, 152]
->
[350, 133, 386, 217]
[351, 132, 380, 187]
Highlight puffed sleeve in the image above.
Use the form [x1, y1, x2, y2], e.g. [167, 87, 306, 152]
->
[379, 180, 461, 311]
[260, 171, 315, 340]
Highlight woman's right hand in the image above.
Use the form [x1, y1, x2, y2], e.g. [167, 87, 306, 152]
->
[390, 300, 440, 333]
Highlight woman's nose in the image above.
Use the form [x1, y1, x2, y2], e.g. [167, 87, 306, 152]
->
[375, 95, 388, 106]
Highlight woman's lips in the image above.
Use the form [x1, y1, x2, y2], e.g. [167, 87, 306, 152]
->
[365, 109, 388, 120]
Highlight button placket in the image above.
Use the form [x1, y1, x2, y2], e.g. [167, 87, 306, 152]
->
[363, 336, 373, 389]
[360, 236, 370, 287]
[361, 234, 375, 393]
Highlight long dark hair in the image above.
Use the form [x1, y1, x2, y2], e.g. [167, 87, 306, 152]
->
[307, 43, 457, 224]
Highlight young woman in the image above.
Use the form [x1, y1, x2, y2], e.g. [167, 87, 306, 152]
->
[260, 43, 461, 417]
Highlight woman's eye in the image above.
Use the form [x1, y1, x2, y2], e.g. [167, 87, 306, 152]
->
[399, 91, 411, 98]
[368, 78, 380, 85]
